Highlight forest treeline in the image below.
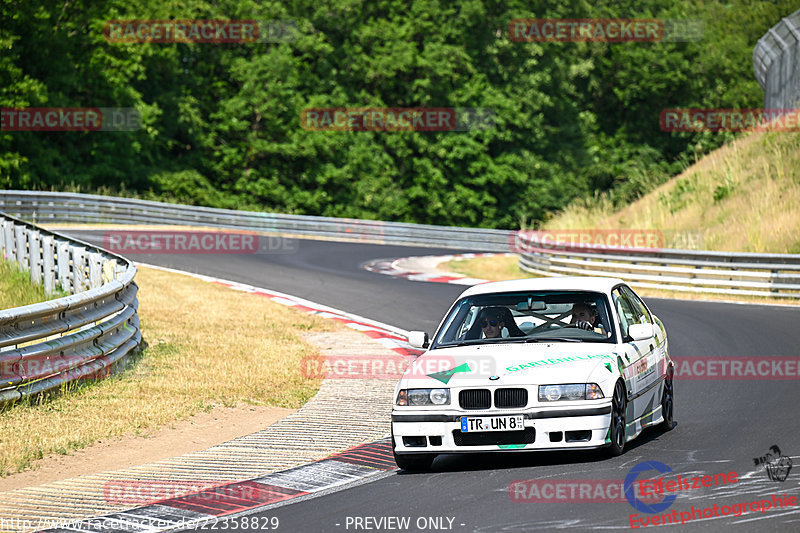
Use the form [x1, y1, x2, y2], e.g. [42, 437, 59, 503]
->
[1, 0, 795, 228]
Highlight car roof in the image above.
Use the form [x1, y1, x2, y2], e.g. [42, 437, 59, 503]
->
[458, 276, 626, 298]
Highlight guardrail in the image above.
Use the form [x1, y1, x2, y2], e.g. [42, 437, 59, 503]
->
[754, 8, 800, 111]
[515, 232, 800, 298]
[3, 191, 800, 299]
[0, 190, 512, 252]
[0, 212, 141, 405]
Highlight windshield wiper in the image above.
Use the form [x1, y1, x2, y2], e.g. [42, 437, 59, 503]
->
[525, 337, 582, 343]
[447, 339, 500, 347]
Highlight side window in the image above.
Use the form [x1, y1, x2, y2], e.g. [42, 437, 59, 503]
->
[621, 286, 652, 324]
[613, 287, 651, 339]
[611, 288, 634, 337]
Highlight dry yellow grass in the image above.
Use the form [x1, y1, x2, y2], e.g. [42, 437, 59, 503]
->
[0, 266, 338, 477]
[545, 131, 800, 253]
[440, 130, 800, 306]
[443, 255, 525, 283]
[445, 255, 526, 281]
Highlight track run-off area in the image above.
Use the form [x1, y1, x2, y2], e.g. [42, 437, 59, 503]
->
[46, 231, 800, 532]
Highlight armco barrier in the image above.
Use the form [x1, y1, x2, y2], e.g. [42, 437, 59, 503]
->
[516, 232, 800, 299]
[0, 212, 141, 405]
[2, 191, 799, 299]
[0, 191, 512, 252]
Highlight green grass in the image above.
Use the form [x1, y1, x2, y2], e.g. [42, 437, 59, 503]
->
[0, 259, 65, 309]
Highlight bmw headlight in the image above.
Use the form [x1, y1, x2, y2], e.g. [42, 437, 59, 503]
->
[538, 383, 604, 402]
[396, 388, 450, 406]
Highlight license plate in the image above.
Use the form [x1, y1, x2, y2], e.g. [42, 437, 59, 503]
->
[460, 415, 525, 433]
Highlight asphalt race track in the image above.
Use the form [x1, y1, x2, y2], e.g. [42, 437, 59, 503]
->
[64, 231, 800, 532]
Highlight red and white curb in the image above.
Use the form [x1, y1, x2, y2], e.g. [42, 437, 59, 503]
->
[32, 264, 422, 533]
[363, 253, 513, 285]
[40, 440, 396, 533]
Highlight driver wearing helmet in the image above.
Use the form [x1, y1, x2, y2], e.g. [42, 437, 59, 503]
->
[570, 302, 606, 335]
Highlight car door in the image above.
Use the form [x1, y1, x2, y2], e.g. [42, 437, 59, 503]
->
[611, 286, 657, 427]
[621, 286, 668, 420]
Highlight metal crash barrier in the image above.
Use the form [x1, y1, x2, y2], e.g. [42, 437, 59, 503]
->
[0, 190, 512, 252]
[515, 232, 800, 299]
[0, 212, 141, 405]
[754, 8, 800, 112]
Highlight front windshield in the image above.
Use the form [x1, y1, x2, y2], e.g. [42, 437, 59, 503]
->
[432, 290, 615, 348]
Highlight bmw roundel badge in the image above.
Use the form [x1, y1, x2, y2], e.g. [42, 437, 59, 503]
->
[489, 375, 499, 381]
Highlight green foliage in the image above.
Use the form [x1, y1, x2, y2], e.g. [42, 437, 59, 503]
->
[713, 172, 736, 203]
[658, 174, 700, 214]
[1, 0, 796, 228]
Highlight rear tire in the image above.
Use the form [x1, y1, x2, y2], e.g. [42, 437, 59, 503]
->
[393, 450, 435, 472]
[659, 369, 674, 432]
[607, 380, 627, 456]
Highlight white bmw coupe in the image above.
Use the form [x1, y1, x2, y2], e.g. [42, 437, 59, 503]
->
[392, 277, 674, 471]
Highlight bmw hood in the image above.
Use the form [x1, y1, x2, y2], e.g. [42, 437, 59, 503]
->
[398, 343, 621, 388]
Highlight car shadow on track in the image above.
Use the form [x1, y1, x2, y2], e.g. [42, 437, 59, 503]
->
[398, 422, 678, 475]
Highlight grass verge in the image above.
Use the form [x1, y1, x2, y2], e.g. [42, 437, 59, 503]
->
[442, 130, 800, 306]
[446, 255, 524, 281]
[542, 130, 800, 253]
[0, 266, 337, 477]
[0, 259, 67, 309]
[443, 255, 799, 306]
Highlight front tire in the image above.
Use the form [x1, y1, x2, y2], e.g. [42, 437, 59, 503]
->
[659, 369, 674, 431]
[608, 380, 627, 456]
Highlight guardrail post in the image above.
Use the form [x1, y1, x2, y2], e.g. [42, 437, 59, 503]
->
[56, 240, 72, 294]
[88, 252, 103, 289]
[102, 258, 117, 284]
[29, 230, 43, 285]
[72, 246, 86, 293]
[14, 224, 26, 266]
[1, 219, 11, 259]
[42, 235, 56, 295]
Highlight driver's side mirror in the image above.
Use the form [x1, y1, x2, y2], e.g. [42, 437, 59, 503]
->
[628, 323, 654, 341]
[408, 331, 429, 349]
